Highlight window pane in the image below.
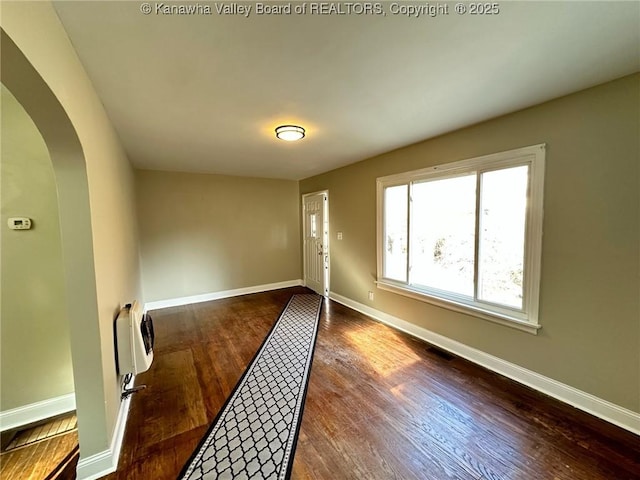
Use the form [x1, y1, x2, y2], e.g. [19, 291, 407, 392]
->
[411, 174, 476, 297]
[383, 185, 408, 281]
[478, 166, 528, 309]
[310, 213, 317, 238]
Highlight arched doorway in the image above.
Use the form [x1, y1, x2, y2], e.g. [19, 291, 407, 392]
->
[1, 29, 110, 470]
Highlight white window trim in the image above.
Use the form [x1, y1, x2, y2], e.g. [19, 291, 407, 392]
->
[376, 144, 545, 334]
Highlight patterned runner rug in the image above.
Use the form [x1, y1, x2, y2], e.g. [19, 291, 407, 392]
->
[178, 293, 323, 480]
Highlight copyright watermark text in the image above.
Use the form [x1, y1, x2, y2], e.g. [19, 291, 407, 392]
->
[139, 2, 502, 18]
[140, 2, 213, 15]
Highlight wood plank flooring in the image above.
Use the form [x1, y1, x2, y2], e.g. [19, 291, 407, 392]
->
[3, 413, 77, 452]
[105, 287, 640, 479]
[0, 425, 78, 480]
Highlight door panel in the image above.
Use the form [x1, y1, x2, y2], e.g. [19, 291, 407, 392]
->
[303, 192, 328, 295]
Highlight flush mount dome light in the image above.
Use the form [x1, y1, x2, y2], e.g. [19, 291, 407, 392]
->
[275, 125, 305, 141]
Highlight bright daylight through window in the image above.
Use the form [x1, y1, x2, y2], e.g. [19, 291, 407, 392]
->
[376, 145, 545, 333]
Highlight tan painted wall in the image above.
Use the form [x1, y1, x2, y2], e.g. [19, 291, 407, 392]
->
[136, 170, 301, 301]
[301, 74, 640, 413]
[0, 85, 75, 410]
[1, 2, 142, 457]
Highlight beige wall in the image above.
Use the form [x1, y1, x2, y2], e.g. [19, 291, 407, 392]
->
[1, 1, 142, 459]
[0, 85, 74, 410]
[136, 170, 301, 301]
[301, 74, 640, 413]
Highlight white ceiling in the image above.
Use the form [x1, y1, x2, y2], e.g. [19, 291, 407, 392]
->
[53, 1, 639, 180]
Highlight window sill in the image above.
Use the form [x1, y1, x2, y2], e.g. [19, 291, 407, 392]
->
[375, 281, 541, 335]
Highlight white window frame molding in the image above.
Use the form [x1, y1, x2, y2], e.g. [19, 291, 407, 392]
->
[376, 144, 545, 334]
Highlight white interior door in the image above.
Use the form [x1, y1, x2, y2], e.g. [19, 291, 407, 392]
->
[303, 192, 329, 296]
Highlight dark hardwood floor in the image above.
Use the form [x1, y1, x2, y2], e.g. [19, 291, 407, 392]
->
[105, 287, 640, 479]
[0, 422, 78, 480]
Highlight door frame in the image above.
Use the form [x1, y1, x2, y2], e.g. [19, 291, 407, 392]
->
[302, 190, 330, 296]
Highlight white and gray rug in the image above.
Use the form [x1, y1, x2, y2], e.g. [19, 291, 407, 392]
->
[178, 294, 323, 480]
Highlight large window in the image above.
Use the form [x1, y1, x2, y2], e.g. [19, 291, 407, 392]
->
[376, 144, 545, 333]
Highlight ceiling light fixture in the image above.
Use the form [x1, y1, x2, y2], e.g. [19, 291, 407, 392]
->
[275, 125, 305, 141]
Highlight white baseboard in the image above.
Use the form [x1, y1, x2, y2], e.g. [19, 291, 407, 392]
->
[76, 448, 113, 480]
[144, 279, 303, 311]
[0, 393, 76, 432]
[76, 379, 134, 480]
[329, 292, 640, 436]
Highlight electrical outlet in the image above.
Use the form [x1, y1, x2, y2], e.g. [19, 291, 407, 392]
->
[337, 232, 343, 240]
[368, 291, 374, 301]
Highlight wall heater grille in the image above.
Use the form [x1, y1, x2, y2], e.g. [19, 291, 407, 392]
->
[115, 301, 154, 375]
